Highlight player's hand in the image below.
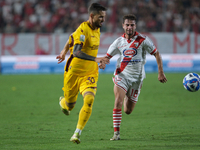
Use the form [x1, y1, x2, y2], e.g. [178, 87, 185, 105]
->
[95, 56, 110, 70]
[98, 63, 106, 70]
[158, 72, 167, 83]
[56, 50, 66, 64]
[95, 56, 110, 64]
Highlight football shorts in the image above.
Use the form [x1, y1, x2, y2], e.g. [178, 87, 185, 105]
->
[113, 74, 143, 103]
[62, 71, 98, 103]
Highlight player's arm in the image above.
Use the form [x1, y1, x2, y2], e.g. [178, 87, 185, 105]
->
[73, 44, 96, 61]
[56, 39, 70, 64]
[144, 36, 167, 83]
[153, 51, 167, 83]
[73, 44, 109, 65]
[98, 39, 119, 69]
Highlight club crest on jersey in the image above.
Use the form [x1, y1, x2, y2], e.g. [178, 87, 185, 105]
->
[134, 42, 139, 47]
[123, 48, 137, 58]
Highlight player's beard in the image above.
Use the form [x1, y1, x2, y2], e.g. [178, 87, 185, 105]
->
[126, 30, 134, 36]
[94, 20, 102, 28]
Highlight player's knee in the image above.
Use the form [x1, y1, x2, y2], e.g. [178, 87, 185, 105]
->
[84, 94, 94, 108]
[124, 102, 135, 115]
[124, 109, 132, 115]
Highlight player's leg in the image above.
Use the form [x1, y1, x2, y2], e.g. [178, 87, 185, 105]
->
[70, 88, 96, 144]
[123, 96, 136, 114]
[110, 84, 126, 141]
[124, 81, 143, 114]
[59, 72, 79, 115]
[70, 74, 98, 144]
[77, 88, 96, 129]
[59, 96, 77, 115]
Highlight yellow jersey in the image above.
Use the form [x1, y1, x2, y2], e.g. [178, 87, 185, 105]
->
[66, 21, 100, 76]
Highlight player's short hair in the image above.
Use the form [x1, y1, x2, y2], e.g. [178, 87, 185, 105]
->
[123, 14, 137, 23]
[88, 3, 107, 15]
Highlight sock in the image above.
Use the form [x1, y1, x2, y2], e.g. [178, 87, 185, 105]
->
[113, 108, 122, 132]
[60, 97, 74, 111]
[76, 94, 94, 130]
[60, 97, 68, 110]
[75, 128, 82, 135]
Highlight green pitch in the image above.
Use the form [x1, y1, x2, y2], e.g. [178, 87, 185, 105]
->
[0, 73, 200, 150]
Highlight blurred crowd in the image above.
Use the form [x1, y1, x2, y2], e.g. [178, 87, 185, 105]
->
[0, 0, 200, 34]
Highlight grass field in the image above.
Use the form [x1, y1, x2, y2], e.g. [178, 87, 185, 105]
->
[0, 73, 200, 150]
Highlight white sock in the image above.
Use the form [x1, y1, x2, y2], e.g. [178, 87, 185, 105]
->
[75, 128, 82, 135]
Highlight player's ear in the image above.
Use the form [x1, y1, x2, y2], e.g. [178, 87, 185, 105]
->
[122, 23, 125, 29]
[90, 13, 94, 19]
[134, 21, 137, 29]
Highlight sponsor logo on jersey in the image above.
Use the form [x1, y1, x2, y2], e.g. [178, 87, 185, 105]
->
[123, 48, 137, 58]
[90, 45, 99, 50]
[122, 59, 141, 64]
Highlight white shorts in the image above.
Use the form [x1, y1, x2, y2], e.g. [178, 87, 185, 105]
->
[113, 75, 143, 103]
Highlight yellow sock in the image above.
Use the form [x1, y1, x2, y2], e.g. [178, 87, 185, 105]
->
[77, 94, 94, 130]
[60, 97, 70, 110]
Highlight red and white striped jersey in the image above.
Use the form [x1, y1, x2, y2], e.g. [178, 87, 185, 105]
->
[106, 32, 157, 82]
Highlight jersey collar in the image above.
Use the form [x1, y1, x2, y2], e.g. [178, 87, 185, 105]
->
[122, 31, 139, 43]
[87, 20, 99, 31]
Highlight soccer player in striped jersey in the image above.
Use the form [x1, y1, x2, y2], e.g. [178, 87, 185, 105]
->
[56, 3, 108, 144]
[100, 14, 167, 140]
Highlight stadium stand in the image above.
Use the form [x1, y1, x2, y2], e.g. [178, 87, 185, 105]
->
[0, 0, 199, 33]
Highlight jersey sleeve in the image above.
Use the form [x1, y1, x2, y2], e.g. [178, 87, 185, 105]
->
[68, 33, 75, 54]
[106, 39, 120, 58]
[68, 33, 73, 46]
[143, 36, 157, 55]
[73, 24, 87, 47]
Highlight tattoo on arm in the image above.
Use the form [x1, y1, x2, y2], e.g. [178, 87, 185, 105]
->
[73, 44, 95, 61]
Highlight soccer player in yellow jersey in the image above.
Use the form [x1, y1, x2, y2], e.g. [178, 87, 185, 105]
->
[56, 3, 109, 144]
